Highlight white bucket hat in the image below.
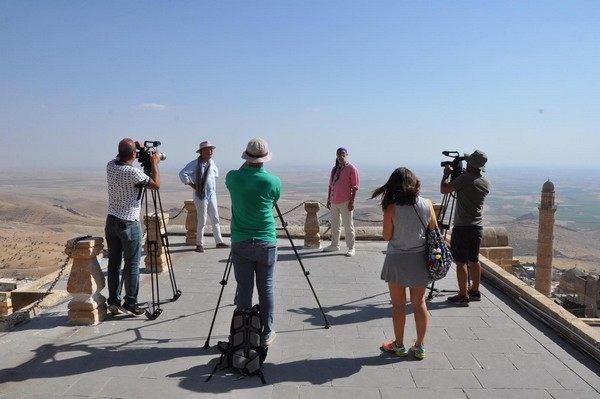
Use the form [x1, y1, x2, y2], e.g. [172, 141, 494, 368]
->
[196, 141, 216, 153]
[241, 138, 272, 163]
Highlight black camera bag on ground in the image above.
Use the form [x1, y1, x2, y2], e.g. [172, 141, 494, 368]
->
[205, 304, 268, 384]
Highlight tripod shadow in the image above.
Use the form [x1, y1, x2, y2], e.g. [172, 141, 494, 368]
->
[165, 247, 193, 254]
[286, 291, 411, 327]
[166, 242, 189, 248]
[277, 252, 340, 261]
[0, 343, 205, 384]
[0, 307, 222, 387]
[169, 352, 412, 392]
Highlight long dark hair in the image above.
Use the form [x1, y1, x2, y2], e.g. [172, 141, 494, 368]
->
[370, 167, 421, 210]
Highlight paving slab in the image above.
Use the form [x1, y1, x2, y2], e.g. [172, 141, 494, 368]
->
[0, 236, 599, 398]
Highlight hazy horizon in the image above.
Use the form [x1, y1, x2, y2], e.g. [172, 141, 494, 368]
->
[2, 163, 599, 231]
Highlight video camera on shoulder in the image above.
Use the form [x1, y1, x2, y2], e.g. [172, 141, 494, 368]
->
[136, 140, 167, 174]
[440, 151, 464, 181]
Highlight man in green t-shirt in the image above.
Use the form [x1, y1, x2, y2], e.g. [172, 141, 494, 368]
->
[225, 138, 281, 347]
[440, 150, 491, 307]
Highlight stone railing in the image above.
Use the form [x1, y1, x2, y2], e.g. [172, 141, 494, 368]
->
[479, 226, 519, 272]
[144, 213, 170, 273]
[64, 236, 106, 325]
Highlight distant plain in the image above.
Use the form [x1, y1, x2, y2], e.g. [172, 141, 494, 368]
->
[1, 165, 599, 280]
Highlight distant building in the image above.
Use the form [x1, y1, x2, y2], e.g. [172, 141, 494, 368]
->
[556, 268, 600, 318]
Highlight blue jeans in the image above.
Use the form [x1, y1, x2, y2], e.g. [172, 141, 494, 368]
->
[232, 239, 277, 335]
[105, 214, 142, 307]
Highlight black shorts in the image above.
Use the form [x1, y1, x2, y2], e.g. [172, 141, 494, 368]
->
[450, 226, 483, 263]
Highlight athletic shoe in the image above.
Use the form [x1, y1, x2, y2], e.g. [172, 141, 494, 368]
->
[195, 245, 204, 253]
[447, 294, 470, 307]
[411, 343, 426, 360]
[380, 341, 408, 357]
[122, 303, 145, 316]
[262, 331, 277, 347]
[468, 290, 481, 301]
[108, 304, 123, 315]
[216, 243, 229, 248]
[322, 245, 340, 252]
[345, 248, 356, 257]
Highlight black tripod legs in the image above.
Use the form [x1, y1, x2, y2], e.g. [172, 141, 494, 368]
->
[136, 188, 182, 320]
[274, 204, 330, 329]
[203, 252, 233, 349]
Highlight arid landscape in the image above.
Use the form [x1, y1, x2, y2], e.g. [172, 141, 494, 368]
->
[1, 167, 599, 281]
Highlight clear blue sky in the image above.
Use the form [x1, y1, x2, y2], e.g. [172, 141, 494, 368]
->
[1, 1, 599, 171]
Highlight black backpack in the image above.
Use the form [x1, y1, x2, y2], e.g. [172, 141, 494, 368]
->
[205, 304, 268, 384]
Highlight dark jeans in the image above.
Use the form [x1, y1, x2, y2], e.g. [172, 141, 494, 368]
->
[105, 214, 142, 307]
[232, 239, 277, 335]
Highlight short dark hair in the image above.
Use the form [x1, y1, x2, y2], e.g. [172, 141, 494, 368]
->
[117, 138, 136, 160]
[371, 167, 421, 210]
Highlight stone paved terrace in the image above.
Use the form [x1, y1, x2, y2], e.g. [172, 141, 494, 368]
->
[1, 235, 599, 398]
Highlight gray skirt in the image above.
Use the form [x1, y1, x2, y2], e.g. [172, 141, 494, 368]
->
[381, 251, 430, 287]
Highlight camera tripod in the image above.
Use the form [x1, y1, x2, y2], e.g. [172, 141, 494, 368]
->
[203, 203, 330, 349]
[118, 187, 182, 319]
[426, 191, 459, 301]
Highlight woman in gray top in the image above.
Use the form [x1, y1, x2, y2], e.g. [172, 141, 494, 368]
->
[371, 167, 437, 359]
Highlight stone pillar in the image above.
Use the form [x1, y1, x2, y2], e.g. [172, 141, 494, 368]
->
[304, 201, 321, 248]
[584, 275, 599, 318]
[535, 180, 557, 296]
[184, 200, 197, 245]
[0, 279, 16, 316]
[65, 237, 106, 325]
[144, 213, 170, 273]
[0, 293, 12, 316]
[479, 226, 516, 272]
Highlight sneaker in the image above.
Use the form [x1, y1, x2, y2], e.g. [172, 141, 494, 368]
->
[380, 341, 408, 357]
[468, 290, 481, 301]
[216, 243, 229, 248]
[411, 343, 426, 360]
[447, 294, 470, 307]
[121, 303, 145, 316]
[345, 248, 356, 257]
[322, 245, 340, 252]
[195, 245, 204, 253]
[262, 331, 277, 347]
[108, 304, 123, 315]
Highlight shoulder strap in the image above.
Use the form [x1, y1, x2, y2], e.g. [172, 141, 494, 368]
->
[412, 203, 427, 230]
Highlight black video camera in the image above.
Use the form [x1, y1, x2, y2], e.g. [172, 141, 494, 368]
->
[137, 140, 166, 175]
[440, 151, 464, 181]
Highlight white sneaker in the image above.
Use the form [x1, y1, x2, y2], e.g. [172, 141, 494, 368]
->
[345, 248, 356, 257]
[322, 245, 340, 252]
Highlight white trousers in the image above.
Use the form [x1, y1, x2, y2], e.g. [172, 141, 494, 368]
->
[330, 200, 355, 249]
[193, 193, 224, 246]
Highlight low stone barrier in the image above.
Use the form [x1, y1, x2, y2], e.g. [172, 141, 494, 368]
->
[65, 236, 106, 325]
[479, 254, 600, 360]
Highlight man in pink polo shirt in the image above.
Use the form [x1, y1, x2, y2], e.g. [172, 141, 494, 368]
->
[323, 147, 360, 257]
